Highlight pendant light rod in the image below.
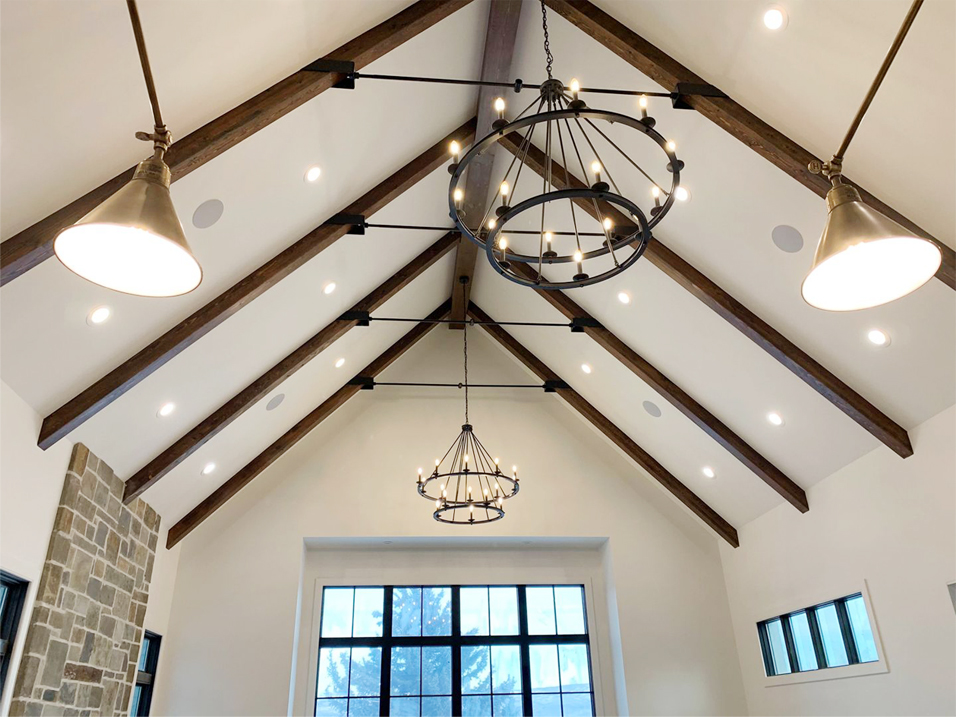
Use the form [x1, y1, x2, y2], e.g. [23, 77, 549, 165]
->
[831, 0, 923, 168]
[359, 222, 612, 237]
[126, 0, 167, 146]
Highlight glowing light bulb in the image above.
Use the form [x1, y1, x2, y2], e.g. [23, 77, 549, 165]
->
[764, 7, 787, 30]
[305, 166, 322, 182]
[702, 466, 716, 479]
[324, 282, 336, 295]
[666, 140, 677, 152]
[88, 306, 111, 325]
[651, 186, 661, 199]
[435, 499, 441, 508]
[487, 218, 497, 230]
[494, 457, 500, 465]
[603, 217, 613, 231]
[618, 291, 631, 305]
[591, 161, 601, 174]
[868, 329, 890, 346]
[767, 412, 784, 427]
[449, 140, 461, 158]
[464, 454, 470, 464]
[335, 357, 345, 368]
[500, 181, 510, 197]
[453, 188, 464, 207]
[512, 465, 518, 474]
[544, 231, 553, 244]
[483, 488, 489, 496]
[418, 467, 423, 475]
[573, 249, 583, 263]
[494, 97, 506, 113]
[638, 95, 648, 109]
[499, 237, 509, 250]
[569, 78, 580, 99]
[158, 402, 176, 418]
[435, 458, 440, 466]
[675, 186, 690, 202]
[201, 462, 216, 476]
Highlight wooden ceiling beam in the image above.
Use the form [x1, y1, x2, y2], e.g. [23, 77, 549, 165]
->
[166, 299, 451, 548]
[500, 134, 913, 459]
[449, 0, 523, 326]
[510, 263, 808, 511]
[123, 232, 458, 504]
[0, 0, 475, 285]
[468, 303, 739, 547]
[541, 0, 955, 290]
[38, 120, 477, 450]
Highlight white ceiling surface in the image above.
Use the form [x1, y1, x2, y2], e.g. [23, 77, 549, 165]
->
[2, 0, 954, 535]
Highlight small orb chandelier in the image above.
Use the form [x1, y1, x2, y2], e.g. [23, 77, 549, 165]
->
[448, 0, 684, 290]
[416, 280, 519, 524]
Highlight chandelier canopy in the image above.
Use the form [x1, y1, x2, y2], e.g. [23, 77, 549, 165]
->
[447, 1, 684, 290]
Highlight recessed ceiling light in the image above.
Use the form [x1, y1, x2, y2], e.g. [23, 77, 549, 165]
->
[87, 306, 111, 325]
[335, 357, 346, 368]
[305, 166, 322, 182]
[157, 402, 176, 418]
[867, 329, 891, 347]
[642, 400, 662, 418]
[771, 225, 804, 253]
[763, 6, 788, 30]
[323, 282, 336, 295]
[266, 393, 285, 411]
[767, 411, 784, 426]
[581, 363, 592, 374]
[675, 186, 691, 202]
[702, 466, 716, 479]
[201, 462, 216, 476]
[617, 291, 631, 304]
[192, 199, 224, 229]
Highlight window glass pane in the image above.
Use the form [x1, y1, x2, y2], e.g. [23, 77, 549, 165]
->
[461, 645, 491, 694]
[529, 645, 560, 693]
[130, 685, 143, 715]
[421, 696, 452, 716]
[558, 645, 590, 692]
[423, 587, 452, 636]
[491, 645, 521, 694]
[422, 646, 451, 696]
[461, 695, 491, 716]
[489, 587, 519, 635]
[526, 587, 556, 635]
[562, 692, 593, 717]
[393, 587, 423, 637]
[765, 619, 791, 675]
[789, 612, 818, 671]
[390, 697, 420, 716]
[554, 587, 586, 635]
[316, 698, 348, 716]
[349, 648, 382, 697]
[318, 648, 351, 697]
[137, 640, 150, 671]
[348, 698, 379, 716]
[391, 647, 421, 696]
[321, 589, 354, 637]
[494, 694, 523, 716]
[532, 694, 562, 716]
[816, 604, 849, 667]
[352, 588, 384, 638]
[845, 595, 878, 663]
[461, 588, 490, 636]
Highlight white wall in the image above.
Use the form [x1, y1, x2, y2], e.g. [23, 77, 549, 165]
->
[0, 379, 181, 711]
[720, 404, 956, 716]
[152, 328, 748, 716]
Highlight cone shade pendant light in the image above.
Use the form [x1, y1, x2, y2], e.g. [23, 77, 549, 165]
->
[54, 0, 201, 297]
[802, 0, 941, 311]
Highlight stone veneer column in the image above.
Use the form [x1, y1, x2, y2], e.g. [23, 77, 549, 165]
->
[10, 444, 161, 717]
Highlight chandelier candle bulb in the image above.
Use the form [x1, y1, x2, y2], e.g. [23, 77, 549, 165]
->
[570, 78, 580, 100]
[500, 181, 510, 197]
[449, 140, 461, 161]
[487, 218, 497, 230]
[453, 188, 464, 208]
[639, 94, 648, 119]
[666, 140, 677, 152]
[591, 161, 602, 183]
[494, 96, 506, 119]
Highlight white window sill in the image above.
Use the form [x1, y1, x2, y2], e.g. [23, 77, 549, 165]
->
[763, 659, 888, 687]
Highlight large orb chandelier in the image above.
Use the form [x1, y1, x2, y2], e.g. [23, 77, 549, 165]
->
[416, 281, 519, 524]
[448, 1, 684, 290]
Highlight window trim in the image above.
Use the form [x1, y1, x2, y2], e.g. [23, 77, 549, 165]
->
[0, 571, 29, 699]
[756, 581, 888, 687]
[305, 572, 608, 716]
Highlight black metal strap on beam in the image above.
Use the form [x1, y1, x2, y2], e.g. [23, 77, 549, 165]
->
[543, 379, 570, 392]
[339, 310, 371, 326]
[324, 213, 366, 235]
[569, 317, 603, 333]
[348, 376, 375, 390]
[347, 378, 562, 392]
[302, 59, 356, 89]
[671, 82, 728, 110]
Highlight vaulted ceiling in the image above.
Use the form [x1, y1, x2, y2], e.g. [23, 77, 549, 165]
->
[2, 0, 953, 549]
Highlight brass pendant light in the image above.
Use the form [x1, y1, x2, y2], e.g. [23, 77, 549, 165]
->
[54, 0, 201, 297]
[802, 0, 941, 311]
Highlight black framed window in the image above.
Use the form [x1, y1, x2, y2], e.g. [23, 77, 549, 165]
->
[0, 571, 29, 697]
[757, 592, 878, 677]
[131, 630, 161, 716]
[316, 585, 595, 716]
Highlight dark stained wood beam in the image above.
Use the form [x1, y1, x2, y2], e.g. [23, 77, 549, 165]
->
[510, 263, 808, 511]
[38, 120, 477, 450]
[0, 0, 475, 285]
[501, 134, 914, 459]
[449, 0, 523, 326]
[542, 0, 955, 290]
[124, 232, 457, 503]
[468, 303, 739, 547]
[166, 299, 451, 548]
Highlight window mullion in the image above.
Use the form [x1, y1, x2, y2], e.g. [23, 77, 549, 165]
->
[517, 586, 534, 717]
[379, 587, 393, 716]
[780, 615, 800, 672]
[806, 607, 828, 669]
[451, 586, 462, 717]
[834, 598, 860, 665]
[756, 623, 775, 676]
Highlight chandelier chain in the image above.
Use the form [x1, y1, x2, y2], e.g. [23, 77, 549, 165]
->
[540, 0, 554, 80]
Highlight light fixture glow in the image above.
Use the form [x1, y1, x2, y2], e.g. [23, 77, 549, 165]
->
[763, 7, 787, 30]
[603, 218, 613, 231]
[544, 231, 553, 244]
[666, 140, 677, 152]
[651, 186, 661, 199]
[487, 218, 497, 230]
[617, 291, 631, 304]
[323, 282, 336, 295]
[569, 78, 581, 95]
[305, 166, 322, 182]
[157, 402, 176, 418]
[449, 140, 461, 158]
[499, 237, 509, 250]
[638, 95, 648, 109]
[494, 97, 506, 113]
[500, 181, 510, 197]
[335, 357, 346, 368]
[581, 363, 592, 374]
[867, 329, 890, 346]
[590, 160, 602, 175]
[675, 186, 690, 202]
[702, 466, 716, 479]
[573, 250, 583, 263]
[201, 462, 216, 476]
[87, 306, 111, 325]
[767, 412, 784, 426]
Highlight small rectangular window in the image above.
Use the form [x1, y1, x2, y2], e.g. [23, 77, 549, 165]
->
[757, 592, 879, 678]
[131, 630, 161, 716]
[1, 571, 29, 697]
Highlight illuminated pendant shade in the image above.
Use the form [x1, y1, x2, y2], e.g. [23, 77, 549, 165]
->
[801, 184, 941, 311]
[54, 155, 201, 297]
